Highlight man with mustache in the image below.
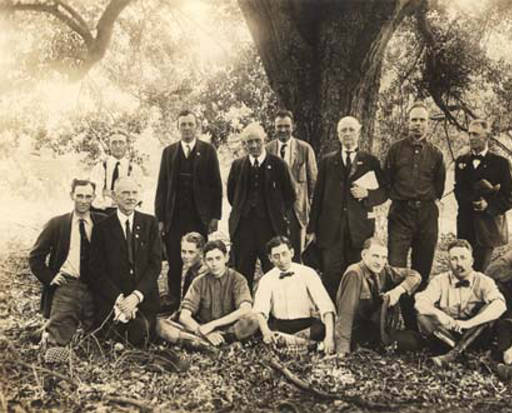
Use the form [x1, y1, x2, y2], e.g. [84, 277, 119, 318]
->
[384, 102, 446, 330]
[415, 239, 506, 367]
[454, 118, 512, 271]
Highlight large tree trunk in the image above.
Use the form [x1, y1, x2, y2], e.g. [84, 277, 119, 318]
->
[238, 0, 419, 154]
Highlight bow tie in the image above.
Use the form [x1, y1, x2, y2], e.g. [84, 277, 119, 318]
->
[471, 154, 484, 161]
[455, 279, 470, 288]
[279, 271, 294, 279]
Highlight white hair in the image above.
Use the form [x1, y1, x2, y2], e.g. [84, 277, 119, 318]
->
[241, 122, 267, 141]
[337, 116, 361, 131]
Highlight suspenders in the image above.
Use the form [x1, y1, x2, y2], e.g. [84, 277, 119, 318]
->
[102, 160, 133, 189]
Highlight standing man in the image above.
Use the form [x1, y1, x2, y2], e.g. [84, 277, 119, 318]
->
[266, 109, 317, 261]
[90, 131, 142, 213]
[415, 239, 506, 367]
[88, 177, 162, 346]
[227, 122, 296, 290]
[308, 116, 387, 300]
[29, 179, 104, 357]
[454, 118, 512, 271]
[155, 110, 223, 311]
[385, 102, 446, 328]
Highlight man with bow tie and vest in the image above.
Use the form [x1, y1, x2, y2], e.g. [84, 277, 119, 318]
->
[266, 109, 318, 262]
[88, 177, 162, 346]
[227, 122, 296, 291]
[307, 116, 387, 301]
[384, 102, 446, 330]
[454, 118, 512, 272]
[415, 239, 506, 367]
[89, 131, 143, 214]
[253, 236, 336, 354]
[29, 179, 105, 361]
[155, 110, 223, 312]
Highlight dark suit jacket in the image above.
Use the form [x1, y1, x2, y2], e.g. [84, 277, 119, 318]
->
[28, 211, 105, 318]
[455, 151, 512, 247]
[154, 140, 222, 231]
[266, 137, 317, 227]
[308, 150, 387, 248]
[227, 153, 296, 238]
[87, 211, 162, 319]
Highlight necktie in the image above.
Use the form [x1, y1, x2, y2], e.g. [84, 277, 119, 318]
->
[111, 161, 120, 190]
[279, 271, 294, 279]
[185, 144, 191, 159]
[471, 154, 484, 162]
[455, 279, 470, 288]
[280, 143, 287, 159]
[254, 158, 259, 168]
[125, 219, 134, 266]
[79, 219, 89, 277]
[345, 151, 352, 175]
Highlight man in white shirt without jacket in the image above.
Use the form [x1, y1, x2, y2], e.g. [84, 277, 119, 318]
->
[90, 131, 142, 213]
[254, 236, 336, 354]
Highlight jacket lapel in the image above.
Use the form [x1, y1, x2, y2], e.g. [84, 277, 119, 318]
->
[170, 143, 180, 187]
[192, 140, 203, 175]
[333, 152, 346, 182]
[63, 213, 73, 256]
[133, 211, 143, 260]
[348, 151, 362, 180]
[290, 138, 300, 169]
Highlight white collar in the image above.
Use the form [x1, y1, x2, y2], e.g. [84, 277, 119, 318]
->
[181, 139, 197, 152]
[277, 137, 294, 148]
[472, 147, 488, 157]
[73, 211, 92, 224]
[249, 149, 267, 166]
[341, 146, 358, 156]
[108, 155, 128, 165]
[117, 209, 134, 228]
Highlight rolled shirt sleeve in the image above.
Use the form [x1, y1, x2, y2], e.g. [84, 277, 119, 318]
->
[233, 273, 253, 309]
[253, 276, 273, 319]
[304, 268, 336, 321]
[180, 278, 201, 315]
[415, 275, 443, 314]
[480, 276, 506, 304]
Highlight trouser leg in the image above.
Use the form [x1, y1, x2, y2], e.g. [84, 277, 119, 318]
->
[46, 280, 82, 346]
[473, 245, 494, 272]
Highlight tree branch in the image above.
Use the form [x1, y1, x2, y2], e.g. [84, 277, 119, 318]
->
[2, 1, 93, 46]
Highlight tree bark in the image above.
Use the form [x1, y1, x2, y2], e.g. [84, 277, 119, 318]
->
[238, 0, 420, 154]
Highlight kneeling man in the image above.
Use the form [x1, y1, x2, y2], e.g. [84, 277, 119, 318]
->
[415, 239, 506, 367]
[178, 240, 258, 346]
[335, 237, 422, 355]
[88, 177, 162, 346]
[254, 236, 336, 354]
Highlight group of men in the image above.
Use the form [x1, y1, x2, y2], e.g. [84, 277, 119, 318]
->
[29, 104, 512, 375]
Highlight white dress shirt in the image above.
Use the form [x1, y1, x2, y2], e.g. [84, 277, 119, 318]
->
[249, 150, 267, 167]
[472, 147, 488, 169]
[117, 209, 134, 237]
[341, 147, 358, 167]
[253, 262, 336, 321]
[59, 213, 93, 279]
[180, 139, 197, 158]
[277, 138, 294, 165]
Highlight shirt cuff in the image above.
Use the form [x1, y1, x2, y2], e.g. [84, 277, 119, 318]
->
[133, 290, 144, 303]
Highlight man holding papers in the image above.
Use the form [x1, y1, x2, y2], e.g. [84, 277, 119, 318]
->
[308, 116, 387, 300]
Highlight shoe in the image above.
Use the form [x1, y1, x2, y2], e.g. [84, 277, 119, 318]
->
[496, 363, 512, 381]
[503, 346, 512, 365]
[431, 351, 456, 368]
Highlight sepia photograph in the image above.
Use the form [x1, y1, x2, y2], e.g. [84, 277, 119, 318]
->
[1, 0, 512, 411]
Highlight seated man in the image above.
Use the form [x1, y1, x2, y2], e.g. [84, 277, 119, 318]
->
[178, 240, 258, 346]
[88, 177, 161, 347]
[415, 239, 506, 367]
[335, 237, 422, 355]
[253, 236, 336, 354]
[484, 251, 512, 366]
[29, 179, 104, 361]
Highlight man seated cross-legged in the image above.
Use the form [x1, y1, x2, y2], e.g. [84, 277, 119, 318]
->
[334, 237, 422, 356]
[415, 238, 506, 367]
[253, 236, 336, 354]
[176, 240, 258, 346]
